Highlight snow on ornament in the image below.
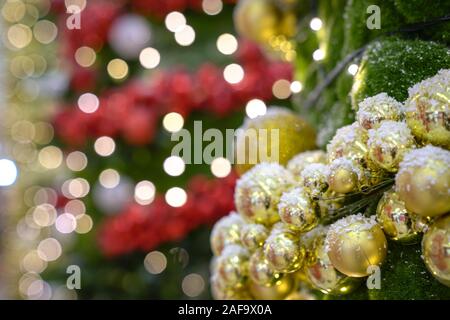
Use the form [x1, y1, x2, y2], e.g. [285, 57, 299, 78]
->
[405, 69, 450, 149]
[286, 150, 327, 180]
[278, 187, 318, 232]
[108, 14, 152, 59]
[395, 145, 450, 218]
[210, 212, 244, 256]
[356, 93, 404, 130]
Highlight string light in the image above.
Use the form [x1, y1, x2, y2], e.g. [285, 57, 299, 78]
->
[182, 273, 205, 297]
[163, 156, 185, 176]
[272, 79, 291, 99]
[165, 11, 186, 32]
[77, 93, 99, 114]
[37, 238, 62, 262]
[75, 214, 93, 234]
[107, 58, 129, 80]
[134, 180, 156, 205]
[144, 251, 167, 274]
[38, 146, 63, 169]
[175, 25, 196, 46]
[202, 0, 223, 15]
[313, 49, 325, 61]
[210, 157, 231, 178]
[165, 187, 187, 207]
[245, 99, 267, 119]
[74, 46, 96, 67]
[139, 47, 160, 69]
[347, 64, 359, 76]
[99, 169, 120, 189]
[310, 17, 323, 31]
[163, 112, 184, 132]
[223, 63, 244, 84]
[0, 159, 18, 186]
[33, 20, 58, 44]
[66, 151, 88, 171]
[55, 213, 77, 234]
[216, 33, 238, 55]
[290, 81, 303, 93]
[94, 136, 116, 157]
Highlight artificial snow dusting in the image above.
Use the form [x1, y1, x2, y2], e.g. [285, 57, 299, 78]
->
[300, 163, 331, 180]
[406, 69, 450, 111]
[213, 211, 243, 230]
[326, 122, 364, 154]
[235, 162, 294, 189]
[357, 92, 404, 124]
[324, 213, 378, 252]
[329, 157, 363, 179]
[220, 243, 248, 258]
[278, 187, 307, 209]
[397, 145, 450, 177]
[367, 120, 413, 147]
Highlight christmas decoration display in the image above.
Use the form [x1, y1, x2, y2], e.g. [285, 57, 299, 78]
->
[210, 67, 450, 299]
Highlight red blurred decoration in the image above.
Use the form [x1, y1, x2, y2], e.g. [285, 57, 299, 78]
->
[98, 173, 237, 257]
[54, 40, 293, 146]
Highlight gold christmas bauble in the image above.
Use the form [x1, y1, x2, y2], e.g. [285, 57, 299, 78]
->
[301, 225, 329, 266]
[317, 189, 345, 219]
[284, 290, 316, 300]
[211, 275, 252, 300]
[235, 162, 295, 225]
[306, 236, 361, 295]
[405, 69, 450, 149]
[287, 150, 327, 180]
[234, 107, 316, 175]
[278, 187, 318, 232]
[396, 146, 450, 218]
[376, 188, 421, 244]
[356, 93, 404, 130]
[249, 276, 294, 300]
[300, 163, 330, 199]
[249, 249, 283, 286]
[422, 214, 450, 287]
[240, 223, 269, 251]
[327, 122, 369, 166]
[264, 224, 305, 273]
[234, 0, 296, 45]
[328, 158, 365, 193]
[325, 214, 388, 277]
[216, 244, 249, 288]
[210, 212, 244, 256]
[368, 121, 415, 172]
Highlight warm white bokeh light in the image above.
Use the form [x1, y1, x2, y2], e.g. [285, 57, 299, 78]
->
[245, 99, 267, 119]
[134, 180, 156, 205]
[202, 0, 223, 15]
[310, 17, 323, 31]
[313, 49, 325, 61]
[223, 63, 244, 84]
[290, 81, 303, 93]
[37, 238, 62, 262]
[272, 79, 291, 99]
[163, 156, 185, 177]
[216, 33, 238, 55]
[94, 136, 116, 157]
[55, 213, 77, 234]
[0, 159, 18, 186]
[66, 151, 88, 171]
[165, 11, 186, 32]
[347, 64, 359, 76]
[77, 93, 99, 113]
[210, 157, 232, 178]
[99, 169, 120, 189]
[139, 47, 161, 69]
[144, 251, 167, 274]
[162, 112, 184, 133]
[175, 25, 196, 46]
[165, 187, 187, 207]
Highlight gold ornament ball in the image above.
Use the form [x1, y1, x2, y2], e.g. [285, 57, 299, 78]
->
[325, 214, 388, 277]
[240, 223, 269, 251]
[300, 163, 330, 199]
[396, 146, 450, 218]
[376, 188, 421, 244]
[300, 225, 329, 266]
[249, 276, 294, 300]
[234, 162, 295, 225]
[234, 0, 296, 45]
[405, 69, 450, 149]
[328, 158, 363, 194]
[317, 189, 344, 219]
[306, 236, 361, 295]
[211, 275, 252, 300]
[422, 214, 450, 287]
[234, 107, 316, 175]
[287, 150, 327, 180]
[210, 212, 244, 256]
[356, 93, 404, 130]
[326, 122, 368, 166]
[264, 224, 305, 273]
[368, 121, 415, 172]
[278, 187, 318, 232]
[249, 249, 283, 286]
[216, 244, 250, 288]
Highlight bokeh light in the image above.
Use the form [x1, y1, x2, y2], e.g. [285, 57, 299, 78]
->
[0, 159, 18, 186]
[163, 156, 185, 176]
[202, 0, 223, 15]
[175, 25, 196, 46]
[223, 63, 244, 84]
[99, 169, 120, 189]
[210, 157, 231, 178]
[139, 47, 160, 69]
[37, 238, 62, 262]
[38, 146, 63, 169]
[182, 273, 205, 297]
[144, 251, 167, 274]
[134, 180, 156, 205]
[66, 151, 88, 171]
[77, 93, 99, 114]
[165, 11, 186, 32]
[216, 33, 238, 55]
[165, 187, 187, 207]
[162, 112, 184, 133]
[245, 99, 267, 119]
[94, 136, 116, 157]
[272, 79, 291, 99]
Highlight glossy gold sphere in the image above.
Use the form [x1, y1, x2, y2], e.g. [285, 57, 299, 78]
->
[234, 107, 316, 175]
[376, 188, 421, 243]
[210, 212, 244, 256]
[249, 276, 294, 300]
[396, 146, 450, 218]
[249, 249, 283, 286]
[235, 162, 295, 225]
[422, 214, 450, 288]
[356, 93, 404, 130]
[278, 187, 319, 232]
[328, 158, 361, 194]
[325, 214, 388, 277]
[405, 69, 450, 149]
[287, 150, 327, 180]
[216, 244, 249, 288]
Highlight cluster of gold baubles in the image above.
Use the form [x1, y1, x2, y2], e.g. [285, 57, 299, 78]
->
[210, 70, 450, 299]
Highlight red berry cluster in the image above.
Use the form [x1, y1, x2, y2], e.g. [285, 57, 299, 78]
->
[98, 173, 237, 257]
[53, 41, 293, 147]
